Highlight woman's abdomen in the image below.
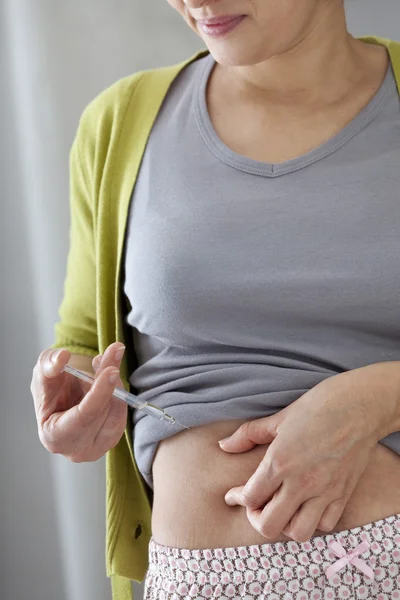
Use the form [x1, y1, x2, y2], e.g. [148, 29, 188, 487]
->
[151, 419, 400, 549]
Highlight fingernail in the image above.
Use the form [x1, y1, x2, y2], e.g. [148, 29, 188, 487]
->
[51, 349, 62, 363]
[109, 371, 119, 385]
[218, 437, 230, 447]
[114, 346, 125, 361]
[224, 492, 235, 506]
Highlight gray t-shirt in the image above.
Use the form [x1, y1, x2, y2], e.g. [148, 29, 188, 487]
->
[123, 53, 400, 489]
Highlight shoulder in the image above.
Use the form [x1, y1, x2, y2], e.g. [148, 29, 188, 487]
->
[79, 71, 143, 132]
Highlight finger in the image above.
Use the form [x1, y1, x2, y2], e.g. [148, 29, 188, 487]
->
[76, 366, 121, 425]
[94, 370, 125, 425]
[240, 449, 282, 509]
[225, 486, 246, 507]
[317, 497, 348, 532]
[92, 354, 103, 373]
[39, 348, 70, 378]
[218, 417, 277, 454]
[94, 376, 128, 444]
[246, 484, 303, 540]
[32, 348, 71, 418]
[93, 343, 125, 380]
[283, 497, 329, 542]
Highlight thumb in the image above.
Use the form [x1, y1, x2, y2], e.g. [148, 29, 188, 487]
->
[224, 486, 247, 507]
[218, 416, 277, 453]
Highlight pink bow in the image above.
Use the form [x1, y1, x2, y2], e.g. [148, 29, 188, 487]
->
[325, 540, 374, 581]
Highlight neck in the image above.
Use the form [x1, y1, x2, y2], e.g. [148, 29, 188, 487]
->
[216, 5, 378, 107]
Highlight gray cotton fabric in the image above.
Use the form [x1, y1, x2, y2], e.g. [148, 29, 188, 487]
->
[123, 52, 400, 489]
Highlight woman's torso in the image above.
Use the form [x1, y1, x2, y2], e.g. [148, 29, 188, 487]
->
[122, 45, 400, 547]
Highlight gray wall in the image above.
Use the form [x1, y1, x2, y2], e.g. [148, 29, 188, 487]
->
[1, 1, 399, 600]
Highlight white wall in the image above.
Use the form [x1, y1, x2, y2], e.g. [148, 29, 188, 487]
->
[1, 1, 399, 600]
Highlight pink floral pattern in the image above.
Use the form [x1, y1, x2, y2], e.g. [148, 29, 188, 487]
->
[144, 513, 400, 599]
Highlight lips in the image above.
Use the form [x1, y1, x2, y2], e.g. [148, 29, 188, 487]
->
[197, 15, 243, 26]
[196, 15, 246, 37]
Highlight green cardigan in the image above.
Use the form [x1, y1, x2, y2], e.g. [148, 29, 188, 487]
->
[51, 36, 400, 600]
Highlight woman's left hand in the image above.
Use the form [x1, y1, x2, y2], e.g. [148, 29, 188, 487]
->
[218, 364, 392, 542]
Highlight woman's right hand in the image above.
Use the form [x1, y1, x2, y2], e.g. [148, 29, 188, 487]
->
[31, 342, 128, 462]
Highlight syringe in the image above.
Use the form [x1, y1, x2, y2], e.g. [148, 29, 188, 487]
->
[62, 364, 189, 429]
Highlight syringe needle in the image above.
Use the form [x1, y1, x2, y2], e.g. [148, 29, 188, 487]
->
[62, 364, 189, 429]
[140, 402, 190, 429]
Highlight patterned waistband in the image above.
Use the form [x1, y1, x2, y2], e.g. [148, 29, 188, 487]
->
[147, 513, 400, 596]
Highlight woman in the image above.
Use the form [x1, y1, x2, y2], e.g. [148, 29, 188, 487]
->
[31, 0, 400, 598]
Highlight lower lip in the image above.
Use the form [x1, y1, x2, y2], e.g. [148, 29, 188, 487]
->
[198, 16, 246, 37]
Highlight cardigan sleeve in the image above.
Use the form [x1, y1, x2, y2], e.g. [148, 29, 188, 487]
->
[50, 117, 99, 358]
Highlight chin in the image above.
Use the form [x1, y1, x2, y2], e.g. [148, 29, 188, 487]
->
[205, 43, 271, 67]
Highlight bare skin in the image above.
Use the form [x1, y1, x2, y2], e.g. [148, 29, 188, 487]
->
[206, 41, 390, 165]
[152, 420, 400, 549]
